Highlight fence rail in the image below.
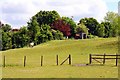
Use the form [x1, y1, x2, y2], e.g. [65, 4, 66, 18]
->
[89, 54, 120, 66]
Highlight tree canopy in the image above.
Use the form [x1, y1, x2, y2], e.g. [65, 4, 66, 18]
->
[1, 11, 119, 51]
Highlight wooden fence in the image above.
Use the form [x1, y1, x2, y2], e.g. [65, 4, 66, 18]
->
[2, 54, 72, 67]
[89, 54, 120, 66]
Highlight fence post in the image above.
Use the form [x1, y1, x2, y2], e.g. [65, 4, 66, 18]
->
[3, 55, 5, 67]
[24, 56, 26, 67]
[89, 54, 92, 64]
[69, 54, 71, 65]
[41, 56, 43, 66]
[116, 53, 118, 66]
[56, 55, 59, 65]
[103, 53, 105, 64]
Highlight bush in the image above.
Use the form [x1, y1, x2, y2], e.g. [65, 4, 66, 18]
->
[52, 29, 64, 40]
[87, 34, 98, 39]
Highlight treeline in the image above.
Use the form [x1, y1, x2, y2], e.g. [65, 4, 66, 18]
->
[0, 11, 119, 50]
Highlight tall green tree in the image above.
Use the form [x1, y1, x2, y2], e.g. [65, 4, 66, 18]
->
[101, 22, 112, 37]
[27, 16, 40, 43]
[104, 11, 119, 37]
[2, 30, 12, 50]
[78, 18, 99, 36]
[12, 31, 21, 48]
[35, 10, 60, 25]
[96, 24, 105, 37]
[19, 27, 30, 47]
[39, 24, 53, 43]
[1, 23, 12, 50]
[2, 24, 11, 32]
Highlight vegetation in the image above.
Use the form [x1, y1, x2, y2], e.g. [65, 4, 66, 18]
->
[1, 11, 119, 50]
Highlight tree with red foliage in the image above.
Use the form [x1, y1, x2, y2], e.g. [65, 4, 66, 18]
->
[51, 19, 71, 37]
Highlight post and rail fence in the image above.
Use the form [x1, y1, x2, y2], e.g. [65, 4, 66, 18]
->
[2, 54, 120, 67]
[89, 53, 120, 66]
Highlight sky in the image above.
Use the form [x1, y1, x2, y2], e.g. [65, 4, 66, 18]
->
[0, 0, 119, 28]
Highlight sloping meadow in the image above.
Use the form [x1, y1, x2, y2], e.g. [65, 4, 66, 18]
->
[1, 37, 118, 78]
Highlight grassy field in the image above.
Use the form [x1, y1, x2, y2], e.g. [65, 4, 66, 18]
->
[1, 37, 119, 78]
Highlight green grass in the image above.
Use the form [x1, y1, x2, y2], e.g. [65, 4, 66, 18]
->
[1, 37, 119, 78]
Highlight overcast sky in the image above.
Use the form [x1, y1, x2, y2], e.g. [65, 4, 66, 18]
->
[0, 0, 119, 28]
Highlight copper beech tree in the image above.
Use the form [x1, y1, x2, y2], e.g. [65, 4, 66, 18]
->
[51, 19, 71, 37]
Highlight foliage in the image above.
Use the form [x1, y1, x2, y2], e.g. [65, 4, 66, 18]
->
[79, 18, 99, 36]
[2, 31, 12, 50]
[101, 22, 113, 38]
[1, 11, 120, 51]
[38, 24, 53, 43]
[87, 34, 98, 39]
[28, 16, 40, 43]
[96, 24, 105, 37]
[76, 23, 89, 34]
[51, 29, 64, 40]
[51, 19, 71, 37]
[104, 11, 119, 37]
[35, 10, 60, 25]
[1, 24, 12, 50]
[1, 24, 11, 32]
[62, 17, 77, 37]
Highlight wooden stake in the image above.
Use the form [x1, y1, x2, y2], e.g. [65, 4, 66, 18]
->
[56, 55, 59, 65]
[69, 54, 71, 65]
[41, 56, 43, 66]
[24, 56, 26, 67]
[89, 54, 92, 64]
[103, 53, 105, 64]
[116, 53, 118, 66]
[3, 55, 5, 67]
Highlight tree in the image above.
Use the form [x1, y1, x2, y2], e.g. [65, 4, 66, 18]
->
[27, 16, 41, 43]
[51, 29, 63, 40]
[1, 23, 12, 50]
[12, 31, 21, 48]
[35, 10, 60, 25]
[101, 22, 112, 38]
[62, 17, 77, 37]
[19, 27, 30, 47]
[51, 19, 71, 37]
[96, 24, 105, 37]
[0, 21, 4, 28]
[78, 18, 99, 36]
[104, 11, 119, 37]
[38, 24, 53, 43]
[27, 10, 60, 44]
[2, 31, 12, 50]
[76, 23, 89, 34]
[2, 24, 11, 32]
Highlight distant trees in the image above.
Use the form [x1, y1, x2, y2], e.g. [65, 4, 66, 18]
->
[78, 11, 119, 38]
[104, 11, 119, 37]
[2, 24, 12, 50]
[35, 10, 60, 25]
[1, 11, 119, 51]
[96, 24, 105, 37]
[2, 24, 11, 32]
[27, 11, 63, 44]
[78, 18, 99, 36]
[11, 27, 30, 48]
